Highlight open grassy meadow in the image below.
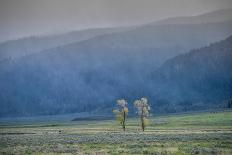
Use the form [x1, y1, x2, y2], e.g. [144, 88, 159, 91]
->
[0, 110, 232, 155]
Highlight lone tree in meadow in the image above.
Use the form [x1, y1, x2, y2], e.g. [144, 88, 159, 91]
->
[134, 97, 151, 132]
[113, 99, 128, 131]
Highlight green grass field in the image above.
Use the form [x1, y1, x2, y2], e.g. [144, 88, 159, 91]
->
[0, 110, 232, 155]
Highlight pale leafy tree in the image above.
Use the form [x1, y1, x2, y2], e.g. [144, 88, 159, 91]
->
[134, 97, 151, 131]
[113, 99, 128, 131]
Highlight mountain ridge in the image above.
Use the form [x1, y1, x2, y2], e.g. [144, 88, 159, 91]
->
[0, 9, 232, 117]
[150, 36, 232, 113]
[0, 35, 231, 117]
[149, 8, 232, 26]
[1, 8, 232, 62]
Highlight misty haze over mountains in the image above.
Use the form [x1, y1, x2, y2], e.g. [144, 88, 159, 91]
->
[149, 8, 232, 25]
[0, 9, 232, 117]
[1, 8, 232, 62]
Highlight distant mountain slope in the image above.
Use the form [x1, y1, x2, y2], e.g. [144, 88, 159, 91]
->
[150, 8, 232, 25]
[151, 36, 232, 113]
[1, 8, 232, 62]
[0, 27, 131, 61]
[28, 20, 232, 69]
[0, 36, 232, 117]
[0, 9, 232, 117]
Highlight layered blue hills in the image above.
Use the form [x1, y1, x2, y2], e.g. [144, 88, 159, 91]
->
[0, 9, 232, 117]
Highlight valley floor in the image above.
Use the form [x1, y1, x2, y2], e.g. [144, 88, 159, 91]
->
[0, 110, 232, 155]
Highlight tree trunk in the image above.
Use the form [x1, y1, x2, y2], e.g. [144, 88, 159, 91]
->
[141, 106, 145, 132]
[123, 110, 126, 131]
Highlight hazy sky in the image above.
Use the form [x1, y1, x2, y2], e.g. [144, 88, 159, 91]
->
[0, 0, 232, 42]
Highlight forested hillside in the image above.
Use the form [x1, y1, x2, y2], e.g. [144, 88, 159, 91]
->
[151, 36, 232, 113]
[0, 9, 232, 117]
[1, 35, 231, 117]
